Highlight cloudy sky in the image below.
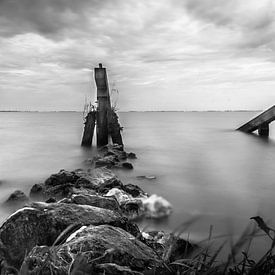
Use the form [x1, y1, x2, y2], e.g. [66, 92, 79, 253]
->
[0, 0, 275, 111]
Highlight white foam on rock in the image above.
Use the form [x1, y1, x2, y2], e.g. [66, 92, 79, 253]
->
[105, 188, 131, 204]
[142, 194, 172, 218]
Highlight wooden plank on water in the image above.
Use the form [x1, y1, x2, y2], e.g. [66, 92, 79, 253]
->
[237, 105, 275, 133]
[95, 64, 112, 147]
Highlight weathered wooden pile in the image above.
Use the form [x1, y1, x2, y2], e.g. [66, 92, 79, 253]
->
[81, 63, 123, 148]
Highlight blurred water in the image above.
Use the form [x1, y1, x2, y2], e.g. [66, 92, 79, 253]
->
[1, 111, 275, 257]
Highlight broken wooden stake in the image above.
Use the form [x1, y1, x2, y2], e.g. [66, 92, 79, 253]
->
[108, 109, 124, 148]
[81, 111, 96, 147]
[95, 63, 112, 147]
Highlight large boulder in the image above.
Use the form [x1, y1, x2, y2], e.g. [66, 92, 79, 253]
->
[0, 202, 138, 268]
[21, 225, 161, 274]
[90, 145, 135, 169]
[29, 168, 122, 200]
[142, 231, 197, 263]
[4, 190, 29, 211]
[60, 193, 121, 212]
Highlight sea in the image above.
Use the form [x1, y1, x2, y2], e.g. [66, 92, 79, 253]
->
[1, 111, 275, 258]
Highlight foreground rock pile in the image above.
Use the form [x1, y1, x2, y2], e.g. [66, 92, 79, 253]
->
[0, 147, 195, 274]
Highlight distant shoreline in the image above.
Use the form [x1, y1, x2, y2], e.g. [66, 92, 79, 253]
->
[0, 110, 262, 113]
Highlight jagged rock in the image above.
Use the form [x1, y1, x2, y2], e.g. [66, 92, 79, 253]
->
[21, 225, 161, 274]
[106, 188, 132, 204]
[142, 194, 172, 218]
[75, 168, 123, 193]
[122, 184, 147, 197]
[0, 202, 137, 268]
[97, 145, 135, 164]
[106, 188, 145, 220]
[29, 183, 45, 200]
[45, 170, 80, 187]
[127, 152, 137, 159]
[60, 194, 121, 212]
[109, 144, 124, 151]
[44, 182, 75, 200]
[122, 162, 134, 169]
[142, 231, 197, 263]
[29, 168, 122, 200]
[4, 190, 29, 212]
[45, 197, 57, 203]
[120, 199, 144, 220]
[95, 155, 118, 168]
[5, 190, 29, 205]
[103, 188, 173, 220]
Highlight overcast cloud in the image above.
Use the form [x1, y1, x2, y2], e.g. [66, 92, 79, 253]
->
[0, 0, 274, 111]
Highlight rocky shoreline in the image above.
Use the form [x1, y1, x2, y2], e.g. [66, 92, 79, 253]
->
[0, 146, 197, 274]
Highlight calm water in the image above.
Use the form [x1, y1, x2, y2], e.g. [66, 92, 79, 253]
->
[1, 111, 275, 257]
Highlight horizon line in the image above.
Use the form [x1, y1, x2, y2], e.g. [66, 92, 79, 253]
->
[0, 110, 263, 113]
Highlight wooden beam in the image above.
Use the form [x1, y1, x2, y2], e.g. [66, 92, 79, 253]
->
[94, 64, 112, 147]
[81, 111, 96, 147]
[237, 105, 275, 134]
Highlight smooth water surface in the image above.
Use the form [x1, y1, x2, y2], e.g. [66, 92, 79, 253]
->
[1, 111, 275, 257]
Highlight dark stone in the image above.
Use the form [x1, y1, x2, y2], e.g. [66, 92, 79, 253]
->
[29, 183, 45, 200]
[74, 176, 94, 188]
[0, 202, 129, 268]
[45, 197, 57, 203]
[127, 152, 137, 159]
[21, 225, 161, 274]
[122, 184, 147, 197]
[112, 144, 124, 151]
[75, 168, 122, 193]
[44, 182, 74, 200]
[4, 190, 29, 211]
[143, 231, 198, 263]
[97, 177, 123, 194]
[120, 200, 144, 220]
[63, 194, 121, 212]
[5, 190, 29, 204]
[122, 162, 133, 170]
[95, 156, 117, 168]
[104, 150, 116, 156]
[118, 151, 127, 160]
[29, 168, 122, 201]
[44, 170, 80, 187]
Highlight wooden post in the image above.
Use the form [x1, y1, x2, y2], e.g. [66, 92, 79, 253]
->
[81, 111, 96, 147]
[258, 123, 269, 137]
[94, 63, 112, 147]
[108, 109, 124, 148]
